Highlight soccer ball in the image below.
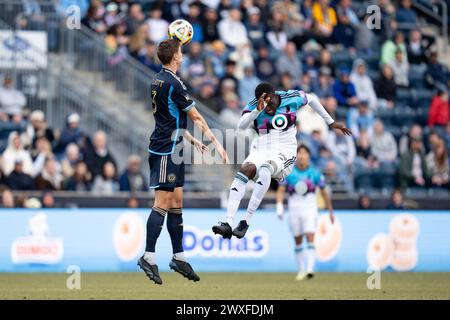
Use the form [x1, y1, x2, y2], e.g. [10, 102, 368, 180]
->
[168, 19, 194, 45]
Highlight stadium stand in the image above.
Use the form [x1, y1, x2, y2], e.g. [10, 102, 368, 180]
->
[0, 0, 448, 209]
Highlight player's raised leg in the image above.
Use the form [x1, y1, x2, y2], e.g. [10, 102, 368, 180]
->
[167, 187, 200, 281]
[232, 162, 274, 238]
[212, 162, 256, 239]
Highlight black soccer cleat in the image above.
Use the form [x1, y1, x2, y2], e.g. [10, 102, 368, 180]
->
[307, 273, 314, 279]
[137, 256, 163, 285]
[232, 220, 249, 239]
[169, 258, 200, 282]
[212, 222, 233, 239]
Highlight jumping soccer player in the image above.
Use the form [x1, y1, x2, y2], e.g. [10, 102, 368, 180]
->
[138, 39, 228, 285]
[212, 83, 350, 239]
[276, 144, 334, 280]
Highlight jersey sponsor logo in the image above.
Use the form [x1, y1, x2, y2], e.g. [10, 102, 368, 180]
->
[183, 225, 269, 258]
[271, 114, 288, 130]
[11, 213, 64, 264]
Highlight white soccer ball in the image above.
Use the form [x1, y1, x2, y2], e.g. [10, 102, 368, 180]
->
[168, 19, 193, 45]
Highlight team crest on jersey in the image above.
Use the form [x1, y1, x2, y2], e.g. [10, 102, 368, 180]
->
[271, 114, 288, 130]
[167, 173, 177, 183]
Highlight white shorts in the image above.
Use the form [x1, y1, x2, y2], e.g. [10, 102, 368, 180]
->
[288, 206, 318, 237]
[243, 144, 296, 181]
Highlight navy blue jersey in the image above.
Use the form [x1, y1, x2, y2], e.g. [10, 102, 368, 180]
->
[148, 68, 195, 155]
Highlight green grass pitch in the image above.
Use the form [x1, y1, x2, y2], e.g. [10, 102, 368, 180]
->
[0, 272, 449, 300]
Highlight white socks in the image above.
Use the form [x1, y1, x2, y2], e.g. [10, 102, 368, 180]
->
[244, 165, 272, 224]
[295, 244, 305, 273]
[173, 252, 186, 262]
[143, 251, 156, 265]
[305, 242, 315, 274]
[226, 172, 248, 225]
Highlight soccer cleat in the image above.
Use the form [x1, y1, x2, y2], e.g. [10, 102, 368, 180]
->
[295, 272, 307, 281]
[137, 256, 163, 285]
[232, 220, 249, 239]
[307, 273, 315, 279]
[212, 222, 233, 239]
[169, 258, 200, 282]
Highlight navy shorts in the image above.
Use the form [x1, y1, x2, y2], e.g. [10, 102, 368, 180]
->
[148, 153, 185, 192]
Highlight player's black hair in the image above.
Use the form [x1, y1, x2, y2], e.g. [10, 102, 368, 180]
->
[297, 143, 311, 155]
[254, 82, 275, 99]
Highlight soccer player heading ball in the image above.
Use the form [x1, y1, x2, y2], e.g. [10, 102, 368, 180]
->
[212, 83, 351, 239]
[138, 39, 228, 285]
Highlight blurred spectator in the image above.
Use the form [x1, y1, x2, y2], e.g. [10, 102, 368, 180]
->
[396, 0, 417, 26]
[56, 0, 90, 18]
[23, 110, 55, 150]
[326, 128, 356, 167]
[266, 20, 287, 52]
[333, 67, 359, 107]
[146, 6, 169, 43]
[386, 189, 405, 209]
[92, 162, 120, 194]
[119, 155, 147, 192]
[85, 131, 117, 178]
[187, 3, 204, 43]
[55, 113, 85, 154]
[316, 49, 335, 78]
[400, 124, 423, 155]
[1, 131, 33, 175]
[381, 32, 407, 66]
[41, 190, 58, 208]
[35, 156, 63, 191]
[6, 159, 35, 190]
[375, 64, 397, 109]
[280, 73, 297, 91]
[428, 89, 449, 128]
[64, 161, 92, 192]
[202, 7, 220, 42]
[303, 53, 319, 81]
[219, 92, 241, 127]
[298, 103, 329, 139]
[426, 138, 449, 188]
[219, 59, 239, 95]
[61, 143, 82, 179]
[127, 196, 140, 208]
[125, 3, 145, 36]
[104, 24, 129, 66]
[0, 76, 26, 117]
[355, 13, 376, 55]
[350, 59, 377, 110]
[245, 6, 266, 48]
[347, 100, 374, 138]
[239, 65, 260, 104]
[31, 136, 53, 177]
[104, 2, 121, 27]
[138, 41, 162, 73]
[128, 24, 149, 59]
[371, 120, 398, 163]
[407, 28, 433, 66]
[399, 137, 428, 190]
[358, 194, 372, 209]
[388, 49, 409, 87]
[181, 42, 210, 90]
[355, 130, 378, 168]
[1, 189, 15, 208]
[218, 8, 249, 48]
[334, 0, 358, 49]
[311, 0, 337, 46]
[276, 42, 302, 82]
[312, 68, 333, 98]
[198, 81, 218, 112]
[81, 1, 107, 34]
[254, 46, 276, 83]
[206, 40, 228, 79]
[424, 51, 450, 90]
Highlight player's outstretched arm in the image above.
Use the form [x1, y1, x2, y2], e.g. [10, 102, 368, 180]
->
[275, 184, 286, 220]
[305, 93, 352, 136]
[320, 188, 335, 224]
[187, 107, 229, 163]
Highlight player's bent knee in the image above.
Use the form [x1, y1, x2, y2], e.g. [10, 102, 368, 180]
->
[239, 162, 257, 180]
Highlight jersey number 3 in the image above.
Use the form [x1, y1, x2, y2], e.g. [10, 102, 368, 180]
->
[151, 90, 157, 114]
